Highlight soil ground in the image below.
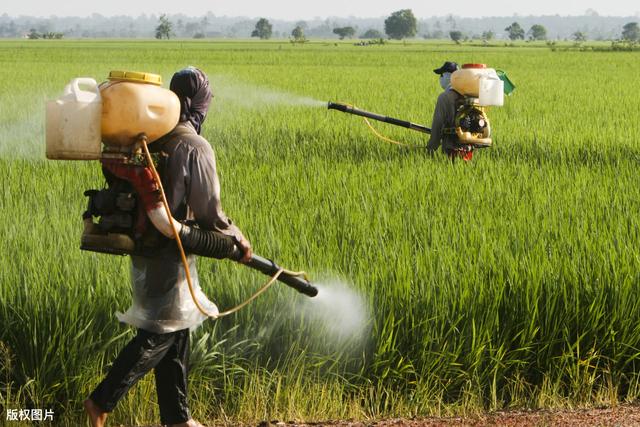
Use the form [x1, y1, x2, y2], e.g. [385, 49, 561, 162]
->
[133, 404, 640, 427]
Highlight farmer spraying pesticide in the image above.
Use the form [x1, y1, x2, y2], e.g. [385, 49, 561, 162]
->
[328, 61, 514, 159]
[427, 61, 470, 160]
[428, 61, 505, 161]
[84, 67, 253, 427]
[46, 68, 317, 427]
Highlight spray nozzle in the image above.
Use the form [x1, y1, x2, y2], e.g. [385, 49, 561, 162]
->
[245, 255, 318, 297]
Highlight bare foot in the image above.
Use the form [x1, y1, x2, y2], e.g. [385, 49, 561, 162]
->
[83, 398, 108, 427]
[169, 420, 205, 427]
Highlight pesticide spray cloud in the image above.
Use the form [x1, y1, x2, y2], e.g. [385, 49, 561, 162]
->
[296, 277, 371, 351]
[0, 96, 46, 160]
[208, 75, 326, 109]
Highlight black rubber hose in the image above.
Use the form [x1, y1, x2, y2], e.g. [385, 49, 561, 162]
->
[245, 255, 318, 297]
[178, 226, 239, 260]
[178, 227, 318, 297]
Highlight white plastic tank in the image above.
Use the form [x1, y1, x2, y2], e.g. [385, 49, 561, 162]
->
[479, 77, 504, 107]
[46, 78, 102, 160]
[451, 64, 500, 99]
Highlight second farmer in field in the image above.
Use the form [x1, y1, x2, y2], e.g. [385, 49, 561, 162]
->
[427, 61, 473, 161]
[84, 66, 252, 427]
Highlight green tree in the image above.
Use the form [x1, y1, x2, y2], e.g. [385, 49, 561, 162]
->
[361, 29, 383, 39]
[27, 28, 40, 39]
[505, 22, 525, 40]
[251, 18, 273, 40]
[622, 22, 640, 42]
[155, 14, 173, 39]
[291, 25, 306, 43]
[449, 30, 463, 44]
[41, 32, 63, 39]
[333, 26, 356, 40]
[528, 24, 547, 41]
[573, 31, 587, 43]
[482, 30, 495, 41]
[384, 9, 417, 40]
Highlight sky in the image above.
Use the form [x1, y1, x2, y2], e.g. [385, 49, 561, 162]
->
[2, 0, 639, 19]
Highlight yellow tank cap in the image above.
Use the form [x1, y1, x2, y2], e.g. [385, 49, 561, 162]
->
[108, 70, 162, 86]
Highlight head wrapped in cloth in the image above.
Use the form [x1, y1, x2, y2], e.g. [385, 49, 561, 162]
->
[169, 66, 212, 135]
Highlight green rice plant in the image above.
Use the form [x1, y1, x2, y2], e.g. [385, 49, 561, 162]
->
[1, 39, 640, 425]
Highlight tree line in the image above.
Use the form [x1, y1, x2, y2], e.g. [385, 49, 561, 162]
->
[243, 11, 639, 44]
[499, 21, 639, 43]
[1, 10, 638, 42]
[160, 10, 639, 44]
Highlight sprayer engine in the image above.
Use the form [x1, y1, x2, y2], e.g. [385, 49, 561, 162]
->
[453, 99, 491, 148]
[81, 144, 163, 256]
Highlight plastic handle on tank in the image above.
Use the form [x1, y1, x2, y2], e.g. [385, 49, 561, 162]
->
[70, 78, 99, 102]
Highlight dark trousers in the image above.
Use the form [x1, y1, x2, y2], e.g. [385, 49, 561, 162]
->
[90, 328, 190, 425]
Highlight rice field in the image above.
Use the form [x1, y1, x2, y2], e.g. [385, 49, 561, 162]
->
[1, 39, 640, 426]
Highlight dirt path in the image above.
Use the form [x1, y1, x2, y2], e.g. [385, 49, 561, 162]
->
[133, 404, 640, 426]
[298, 405, 640, 426]
[292, 406, 640, 426]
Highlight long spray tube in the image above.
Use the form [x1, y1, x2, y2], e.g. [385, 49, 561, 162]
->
[139, 137, 318, 304]
[245, 255, 317, 297]
[148, 196, 318, 298]
[327, 102, 431, 134]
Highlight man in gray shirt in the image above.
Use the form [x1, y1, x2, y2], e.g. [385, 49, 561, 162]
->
[85, 67, 250, 427]
[427, 61, 473, 161]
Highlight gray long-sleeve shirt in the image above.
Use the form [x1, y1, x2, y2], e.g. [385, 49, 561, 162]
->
[155, 122, 245, 240]
[117, 122, 245, 333]
[427, 88, 464, 152]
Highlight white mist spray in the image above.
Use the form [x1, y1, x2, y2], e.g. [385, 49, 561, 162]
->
[209, 75, 326, 109]
[0, 102, 46, 160]
[296, 277, 370, 350]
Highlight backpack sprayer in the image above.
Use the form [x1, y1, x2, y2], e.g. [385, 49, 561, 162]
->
[328, 64, 514, 150]
[46, 71, 317, 317]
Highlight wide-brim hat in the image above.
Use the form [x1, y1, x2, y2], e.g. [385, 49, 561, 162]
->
[433, 61, 459, 75]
